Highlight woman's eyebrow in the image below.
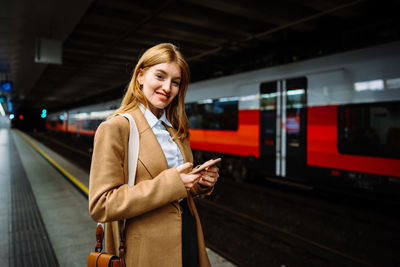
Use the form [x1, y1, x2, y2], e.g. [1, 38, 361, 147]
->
[155, 69, 181, 80]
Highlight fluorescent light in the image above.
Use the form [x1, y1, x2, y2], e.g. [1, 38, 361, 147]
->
[89, 110, 115, 119]
[261, 92, 277, 98]
[287, 89, 305, 96]
[72, 113, 90, 120]
[198, 99, 213, 104]
[386, 78, 400, 90]
[219, 96, 239, 102]
[354, 79, 384, 92]
[70, 110, 116, 120]
[0, 103, 5, 116]
[239, 94, 259, 101]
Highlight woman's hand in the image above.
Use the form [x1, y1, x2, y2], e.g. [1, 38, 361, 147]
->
[198, 165, 219, 187]
[177, 162, 201, 190]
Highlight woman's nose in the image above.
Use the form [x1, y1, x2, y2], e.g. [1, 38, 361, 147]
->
[162, 80, 172, 92]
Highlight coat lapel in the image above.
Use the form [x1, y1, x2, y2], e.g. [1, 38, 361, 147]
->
[129, 108, 168, 178]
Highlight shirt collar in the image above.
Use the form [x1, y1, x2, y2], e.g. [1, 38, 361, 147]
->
[159, 111, 173, 128]
[138, 103, 173, 128]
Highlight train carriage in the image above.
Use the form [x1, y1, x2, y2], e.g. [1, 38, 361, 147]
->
[46, 41, 400, 196]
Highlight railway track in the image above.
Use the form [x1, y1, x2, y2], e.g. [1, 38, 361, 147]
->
[197, 198, 375, 267]
[198, 180, 400, 266]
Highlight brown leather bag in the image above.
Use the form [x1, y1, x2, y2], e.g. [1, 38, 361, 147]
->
[88, 224, 126, 267]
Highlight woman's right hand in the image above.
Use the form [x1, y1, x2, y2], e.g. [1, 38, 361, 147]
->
[176, 162, 201, 190]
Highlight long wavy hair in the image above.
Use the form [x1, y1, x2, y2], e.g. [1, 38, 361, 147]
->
[111, 43, 190, 140]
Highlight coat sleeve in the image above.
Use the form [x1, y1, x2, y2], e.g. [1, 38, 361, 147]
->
[89, 119, 188, 223]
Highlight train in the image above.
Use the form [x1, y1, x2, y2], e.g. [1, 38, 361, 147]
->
[46, 41, 400, 197]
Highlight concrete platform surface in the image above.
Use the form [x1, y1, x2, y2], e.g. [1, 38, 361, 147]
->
[5, 129, 236, 266]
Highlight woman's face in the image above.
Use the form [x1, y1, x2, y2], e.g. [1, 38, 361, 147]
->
[138, 62, 181, 118]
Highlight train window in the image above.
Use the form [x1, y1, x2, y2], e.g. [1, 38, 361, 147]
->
[82, 119, 103, 131]
[260, 81, 277, 111]
[286, 78, 307, 110]
[260, 81, 278, 147]
[338, 101, 400, 159]
[185, 98, 238, 130]
[286, 77, 307, 140]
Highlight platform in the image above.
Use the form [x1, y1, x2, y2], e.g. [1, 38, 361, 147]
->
[0, 128, 235, 266]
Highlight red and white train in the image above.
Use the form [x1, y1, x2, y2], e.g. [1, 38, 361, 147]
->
[47, 41, 400, 196]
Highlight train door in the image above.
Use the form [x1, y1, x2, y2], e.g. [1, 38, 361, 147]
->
[260, 77, 307, 180]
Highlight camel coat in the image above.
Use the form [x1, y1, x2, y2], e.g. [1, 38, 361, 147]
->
[89, 107, 212, 267]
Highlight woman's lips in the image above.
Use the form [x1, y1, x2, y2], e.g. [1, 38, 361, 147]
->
[156, 92, 170, 101]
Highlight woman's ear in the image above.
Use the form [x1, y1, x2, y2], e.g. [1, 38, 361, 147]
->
[137, 69, 144, 84]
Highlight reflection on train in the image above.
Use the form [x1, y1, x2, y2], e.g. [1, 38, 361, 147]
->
[46, 41, 400, 197]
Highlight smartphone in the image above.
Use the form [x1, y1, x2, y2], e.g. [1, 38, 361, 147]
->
[189, 158, 222, 174]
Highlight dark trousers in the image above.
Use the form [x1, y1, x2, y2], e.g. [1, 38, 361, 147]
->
[180, 200, 199, 267]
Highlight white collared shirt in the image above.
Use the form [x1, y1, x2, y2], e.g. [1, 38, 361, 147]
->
[139, 104, 184, 169]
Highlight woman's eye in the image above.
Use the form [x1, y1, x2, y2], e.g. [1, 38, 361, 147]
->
[172, 81, 180, 87]
[155, 74, 163, 80]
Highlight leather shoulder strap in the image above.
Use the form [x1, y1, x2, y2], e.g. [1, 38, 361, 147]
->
[95, 224, 104, 252]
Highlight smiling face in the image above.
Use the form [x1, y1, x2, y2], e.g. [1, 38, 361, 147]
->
[138, 62, 181, 118]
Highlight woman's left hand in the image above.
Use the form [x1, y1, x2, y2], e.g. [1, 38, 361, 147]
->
[198, 165, 219, 187]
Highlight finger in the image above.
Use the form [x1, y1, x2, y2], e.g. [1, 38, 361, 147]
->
[204, 166, 219, 173]
[190, 172, 201, 179]
[200, 176, 216, 184]
[186, 174, 200, 183]
[199, 179, 213, 187]
[191, 177, 201, 184]
[177, 162, 193, 173]
[201, 171, 216, 177]
[201, 171, 220, 179]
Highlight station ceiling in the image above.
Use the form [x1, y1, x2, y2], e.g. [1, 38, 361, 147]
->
[2, 0, 400, 113]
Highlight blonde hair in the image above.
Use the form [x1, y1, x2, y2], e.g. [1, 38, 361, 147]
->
[111, 43, 190, 140]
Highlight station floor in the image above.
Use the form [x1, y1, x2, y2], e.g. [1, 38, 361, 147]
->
[0, 128, 235, 267]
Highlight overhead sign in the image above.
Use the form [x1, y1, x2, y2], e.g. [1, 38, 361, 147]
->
[0, 81, 12, 92]
[35, 38, 62, 65]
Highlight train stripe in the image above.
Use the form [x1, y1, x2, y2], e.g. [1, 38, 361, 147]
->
[307, 106, 400, 178]
[189, 109, 260, 157]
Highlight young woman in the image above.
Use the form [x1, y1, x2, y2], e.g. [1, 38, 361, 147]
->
[89, 43, 219, 267]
